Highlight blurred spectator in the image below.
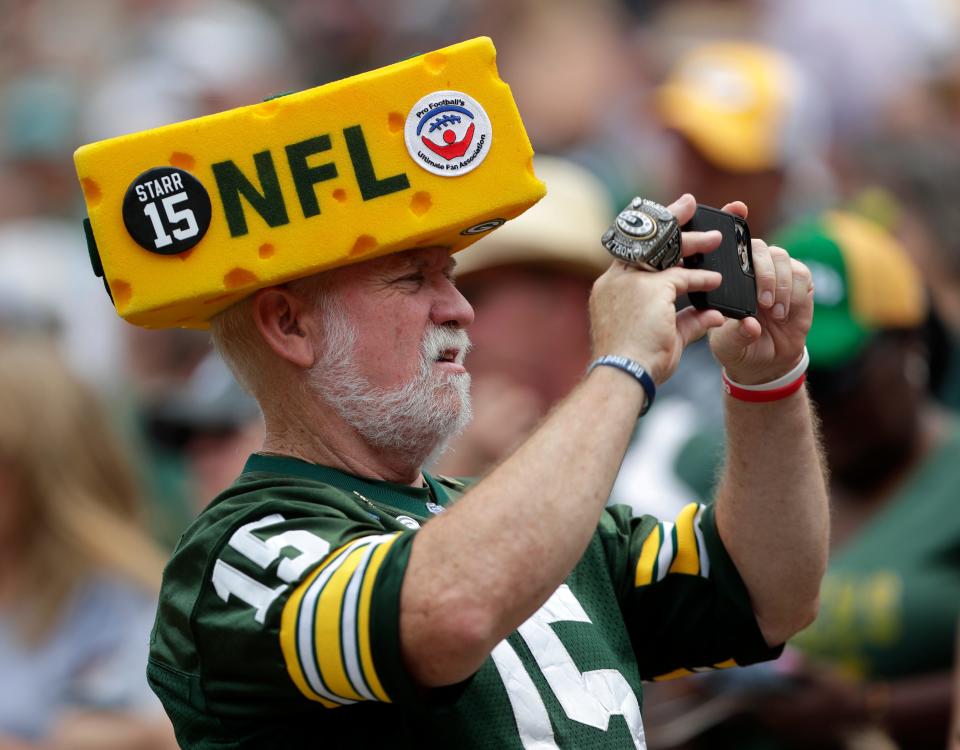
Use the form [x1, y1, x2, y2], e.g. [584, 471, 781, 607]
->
[853, 135, 960, 412]
[123, 328, 212, 404]
[1, 71, 83, 220]
[432, 155, 611, 477]
[677, 212, 957, 749]
[496, 0, 628, 150]
[763, 212, 956, 749]
[277, 0, 480, 83]
[81, 0, 296, 141]
[0, 220, 125, 387]
[144, 351, 264, 512]
[953, 622, 960, 750]
[759, 0, 958, 138]
[0, 338, 175, 748]
[0, 217, 199, 545]
[655, 40, 833, 237]
[121, 333, 258, 544]
[491, 0, 656, 204]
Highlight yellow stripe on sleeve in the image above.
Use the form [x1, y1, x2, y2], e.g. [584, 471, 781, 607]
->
[635, 523, 662, 587]
[356, 535, 400, 703]
[279, 564, 340, 708]
[312, 545, 370, 702]
[652, 658, 739, 682]
[652, 667, 695, 681]
[712, 658, 737, 669]
[668, 503, 701, 576]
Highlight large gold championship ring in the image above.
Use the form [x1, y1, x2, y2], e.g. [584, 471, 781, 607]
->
[600, 197, 681, 271]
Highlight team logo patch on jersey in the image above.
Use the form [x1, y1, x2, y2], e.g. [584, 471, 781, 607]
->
[395, 515, 421, 529]
[404, 90, 492, 176]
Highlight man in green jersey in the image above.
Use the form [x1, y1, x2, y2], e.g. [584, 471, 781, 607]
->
[144, 185, 828, 748]
[73, 38, 827, 749]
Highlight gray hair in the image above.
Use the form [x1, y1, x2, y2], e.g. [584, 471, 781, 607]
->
[208, 275, 329, 398]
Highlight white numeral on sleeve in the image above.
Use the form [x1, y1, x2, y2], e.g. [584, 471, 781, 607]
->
[211, 560, 287, 624]
[212, 514, 332, 623]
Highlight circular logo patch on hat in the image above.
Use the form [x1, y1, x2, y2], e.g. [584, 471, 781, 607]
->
[122, 167, 212, 255]
[405, 90, 492, 176]
[461, 218, 505, 235]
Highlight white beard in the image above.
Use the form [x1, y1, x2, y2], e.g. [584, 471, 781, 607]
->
[308, 296, 472, 465]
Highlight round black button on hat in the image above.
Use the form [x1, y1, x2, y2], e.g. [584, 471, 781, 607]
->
[123, 167, 212, 255]
[461, 218, 505, 235]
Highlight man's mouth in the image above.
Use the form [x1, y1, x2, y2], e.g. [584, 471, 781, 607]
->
[436, 348, 460, 364]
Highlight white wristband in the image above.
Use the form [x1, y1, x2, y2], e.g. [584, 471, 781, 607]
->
[722, 347, 810, 392]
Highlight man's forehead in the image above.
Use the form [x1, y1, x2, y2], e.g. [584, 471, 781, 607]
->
[311, 247, 455, 292]
[364, 246, 456, 273]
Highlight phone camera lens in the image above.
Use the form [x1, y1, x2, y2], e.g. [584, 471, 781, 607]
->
[738, 237, 751, 273]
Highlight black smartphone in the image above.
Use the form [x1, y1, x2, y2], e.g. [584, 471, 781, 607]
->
[682, 205, 757, 319]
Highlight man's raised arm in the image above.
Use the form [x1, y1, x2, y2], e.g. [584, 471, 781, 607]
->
[400, 194, 729, 687]
[707, 207, 829, 646]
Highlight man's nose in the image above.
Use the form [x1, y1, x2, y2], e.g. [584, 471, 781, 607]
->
[431, 279, 475, 329]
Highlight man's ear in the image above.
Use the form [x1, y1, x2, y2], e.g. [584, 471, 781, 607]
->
[250, 286, 317, 369]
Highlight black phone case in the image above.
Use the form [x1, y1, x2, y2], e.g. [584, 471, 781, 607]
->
[682, 205, 757, 319]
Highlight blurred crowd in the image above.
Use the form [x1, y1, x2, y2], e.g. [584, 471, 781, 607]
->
[1, 0, 960, 747]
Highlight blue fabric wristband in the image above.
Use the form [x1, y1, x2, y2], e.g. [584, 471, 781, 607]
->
[587, 355, 656, 416]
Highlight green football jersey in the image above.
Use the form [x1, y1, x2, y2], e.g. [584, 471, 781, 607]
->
[149, 454, 779, 748]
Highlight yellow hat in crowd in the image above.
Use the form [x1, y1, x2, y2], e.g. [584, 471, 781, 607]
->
[74, 37, 545, 329]
[657, 41, 824, 174]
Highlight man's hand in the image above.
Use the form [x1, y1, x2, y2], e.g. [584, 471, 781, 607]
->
[590, 194, 727, 384]
[707, 202, 814, 384]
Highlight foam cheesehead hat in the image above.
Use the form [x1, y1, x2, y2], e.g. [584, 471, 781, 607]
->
[656, 41, 827, 174]
[454, 155, 612, 280]
[773, 211, 926, 368]
[74, 37, 545, 329]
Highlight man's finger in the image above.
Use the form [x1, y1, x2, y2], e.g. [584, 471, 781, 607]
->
[680, 230, 721, 258]
[751, 239, 776, 310]
[659, 267, 722, 295]
[738, 316, 762, 340]
[721, 200, 748, 219]
[790, 258, 813, 305]
[677, 306, 725, 347]
[770, 246, 793, 321]
[666, 193, 697, 225]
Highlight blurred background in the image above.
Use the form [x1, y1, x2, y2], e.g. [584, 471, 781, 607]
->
[1, 0, 959, 747]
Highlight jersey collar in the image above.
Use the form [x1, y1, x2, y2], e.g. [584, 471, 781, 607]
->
[241, 453, 451, 517]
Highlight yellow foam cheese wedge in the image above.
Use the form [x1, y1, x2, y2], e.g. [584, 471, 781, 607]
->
[75, 37, 545, 328]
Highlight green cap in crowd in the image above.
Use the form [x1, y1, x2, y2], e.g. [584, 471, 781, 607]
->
[773, 210, 926, 368]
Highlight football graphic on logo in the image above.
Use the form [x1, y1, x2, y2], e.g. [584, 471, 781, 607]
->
[419, 108, 476, 160]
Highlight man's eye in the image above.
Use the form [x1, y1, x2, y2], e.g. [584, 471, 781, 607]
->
[397, 273, 425, 284]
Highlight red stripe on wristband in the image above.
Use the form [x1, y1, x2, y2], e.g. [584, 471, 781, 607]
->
[722, 372, 806, 402]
